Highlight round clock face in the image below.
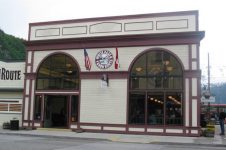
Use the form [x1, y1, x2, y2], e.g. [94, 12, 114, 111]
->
[95, 50, 114, 69]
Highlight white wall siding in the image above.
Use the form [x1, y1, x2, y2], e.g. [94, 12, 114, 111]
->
[191, 44, 197, 59]
[192, 99, 198, 127]
[33, 45, 189, 73]
[30, 14, 196, 41]
[27, 51, 32, 64]
[80, 79, 127, 124]
[24, 97, 29, 120]
[166, 129, 183, 133]
[0, 113, 22, 127]
[192, 78, 197, 96]
[25, 80, 30, 95]
[192, 61, 197, 70]
[0, 92, 23, 99]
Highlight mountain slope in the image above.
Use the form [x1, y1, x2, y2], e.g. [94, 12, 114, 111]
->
[211, 83, 226, 104]
[0, 29, 25, 60]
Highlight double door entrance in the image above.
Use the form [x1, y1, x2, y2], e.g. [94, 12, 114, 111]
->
[44, 95, 68, 128]
[34, 95, 78, 128]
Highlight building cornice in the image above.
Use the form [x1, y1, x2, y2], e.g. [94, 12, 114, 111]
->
[25, 31, 205, 51]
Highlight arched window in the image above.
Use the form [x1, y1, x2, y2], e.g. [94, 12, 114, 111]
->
[129, 50, 183, 126]
[36, 54, 79, 90]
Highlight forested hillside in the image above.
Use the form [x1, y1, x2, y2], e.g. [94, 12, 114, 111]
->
[0, 29, 25, 60]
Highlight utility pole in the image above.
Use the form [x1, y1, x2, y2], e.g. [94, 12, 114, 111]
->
[207, 53, 211, 123]
[208, 53, 210, 92]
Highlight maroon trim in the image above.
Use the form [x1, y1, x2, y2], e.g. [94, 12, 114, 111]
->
[24, 73, 36, 80]
[80, 71, 128, 79]
[35, 90, 79, 94]
[31, 51, 34, 73]
[25, 32, 205, 51]
[29, 10, 199, 27]
[28, 25, 31, 41]
[77, 122, 199, 136]
[189, 45, 192, 70]
[28, 79, 32, 126]
[197, 77, 201, 127]
[22, 50, 29, 124]
[0, 100, 19, 103]
[197, 44, 200, 69]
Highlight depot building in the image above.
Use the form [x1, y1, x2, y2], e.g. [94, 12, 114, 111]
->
[23, 10, 204, 136]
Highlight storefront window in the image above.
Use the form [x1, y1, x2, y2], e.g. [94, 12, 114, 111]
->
[165, 92, 183, 125]
[71, 95, 78, 122]
[129, 50, 183, 126]
[147, 93, 164, 125]
[129, 93, 145, 124]
[36, 54, 79, 90]
[34, 95, 42, 120]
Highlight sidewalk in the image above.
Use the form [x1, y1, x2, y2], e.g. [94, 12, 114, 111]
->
[0, 125, 226, 146]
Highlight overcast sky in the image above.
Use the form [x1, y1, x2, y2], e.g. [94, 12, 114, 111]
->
[0, 0, 225, 84]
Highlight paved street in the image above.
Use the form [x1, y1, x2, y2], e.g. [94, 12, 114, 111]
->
[0, 134, 225, 150]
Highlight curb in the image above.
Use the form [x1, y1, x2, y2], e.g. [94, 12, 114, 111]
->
[0, 132, 108, 142]
[0, 131, 226, 147]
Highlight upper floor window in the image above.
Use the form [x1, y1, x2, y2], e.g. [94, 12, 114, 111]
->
[130, 51, 183, 90]
[36, 54, 79, 90]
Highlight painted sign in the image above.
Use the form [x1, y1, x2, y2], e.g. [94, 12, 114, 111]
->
[0, 67, 21, 80]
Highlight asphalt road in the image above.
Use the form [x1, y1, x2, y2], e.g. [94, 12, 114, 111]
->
[0, 134, 225, 150]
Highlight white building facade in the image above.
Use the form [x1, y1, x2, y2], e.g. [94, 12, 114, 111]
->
[0, 60, 25, 127]
[23, 10, 204, 136]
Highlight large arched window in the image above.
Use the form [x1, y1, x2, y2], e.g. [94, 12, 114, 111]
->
[129, 50, 183, 126]
[36, 54, 79, 90]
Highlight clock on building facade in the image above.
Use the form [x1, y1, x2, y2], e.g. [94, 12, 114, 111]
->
[95, 50, 114, 69]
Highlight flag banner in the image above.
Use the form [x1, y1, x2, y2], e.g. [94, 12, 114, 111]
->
[114, 48, 120, 69]
[84, 49, 92, 71]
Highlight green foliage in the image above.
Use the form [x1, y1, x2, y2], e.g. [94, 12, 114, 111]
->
[0, 29, 25, 60]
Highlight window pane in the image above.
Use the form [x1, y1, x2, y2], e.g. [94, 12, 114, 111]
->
[147, 77, 163, 89]
[165, 92, 183, 125]
[71, 95, 78, 122]
[165, 77, 182, 89]
[131, 55, 146, 76]
[147, 51, 163, 76]
[167, 56, 182, 76]
[51, 54, 65, 68]
[129, 93, 145, 124]
[34, 95, 42, 120]
[130, 77, 146, 89]
[147, 93, 164, 125]
[37, 79, 49, 90]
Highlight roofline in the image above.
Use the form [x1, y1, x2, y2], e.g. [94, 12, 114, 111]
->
[29, 10, 198, 26]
